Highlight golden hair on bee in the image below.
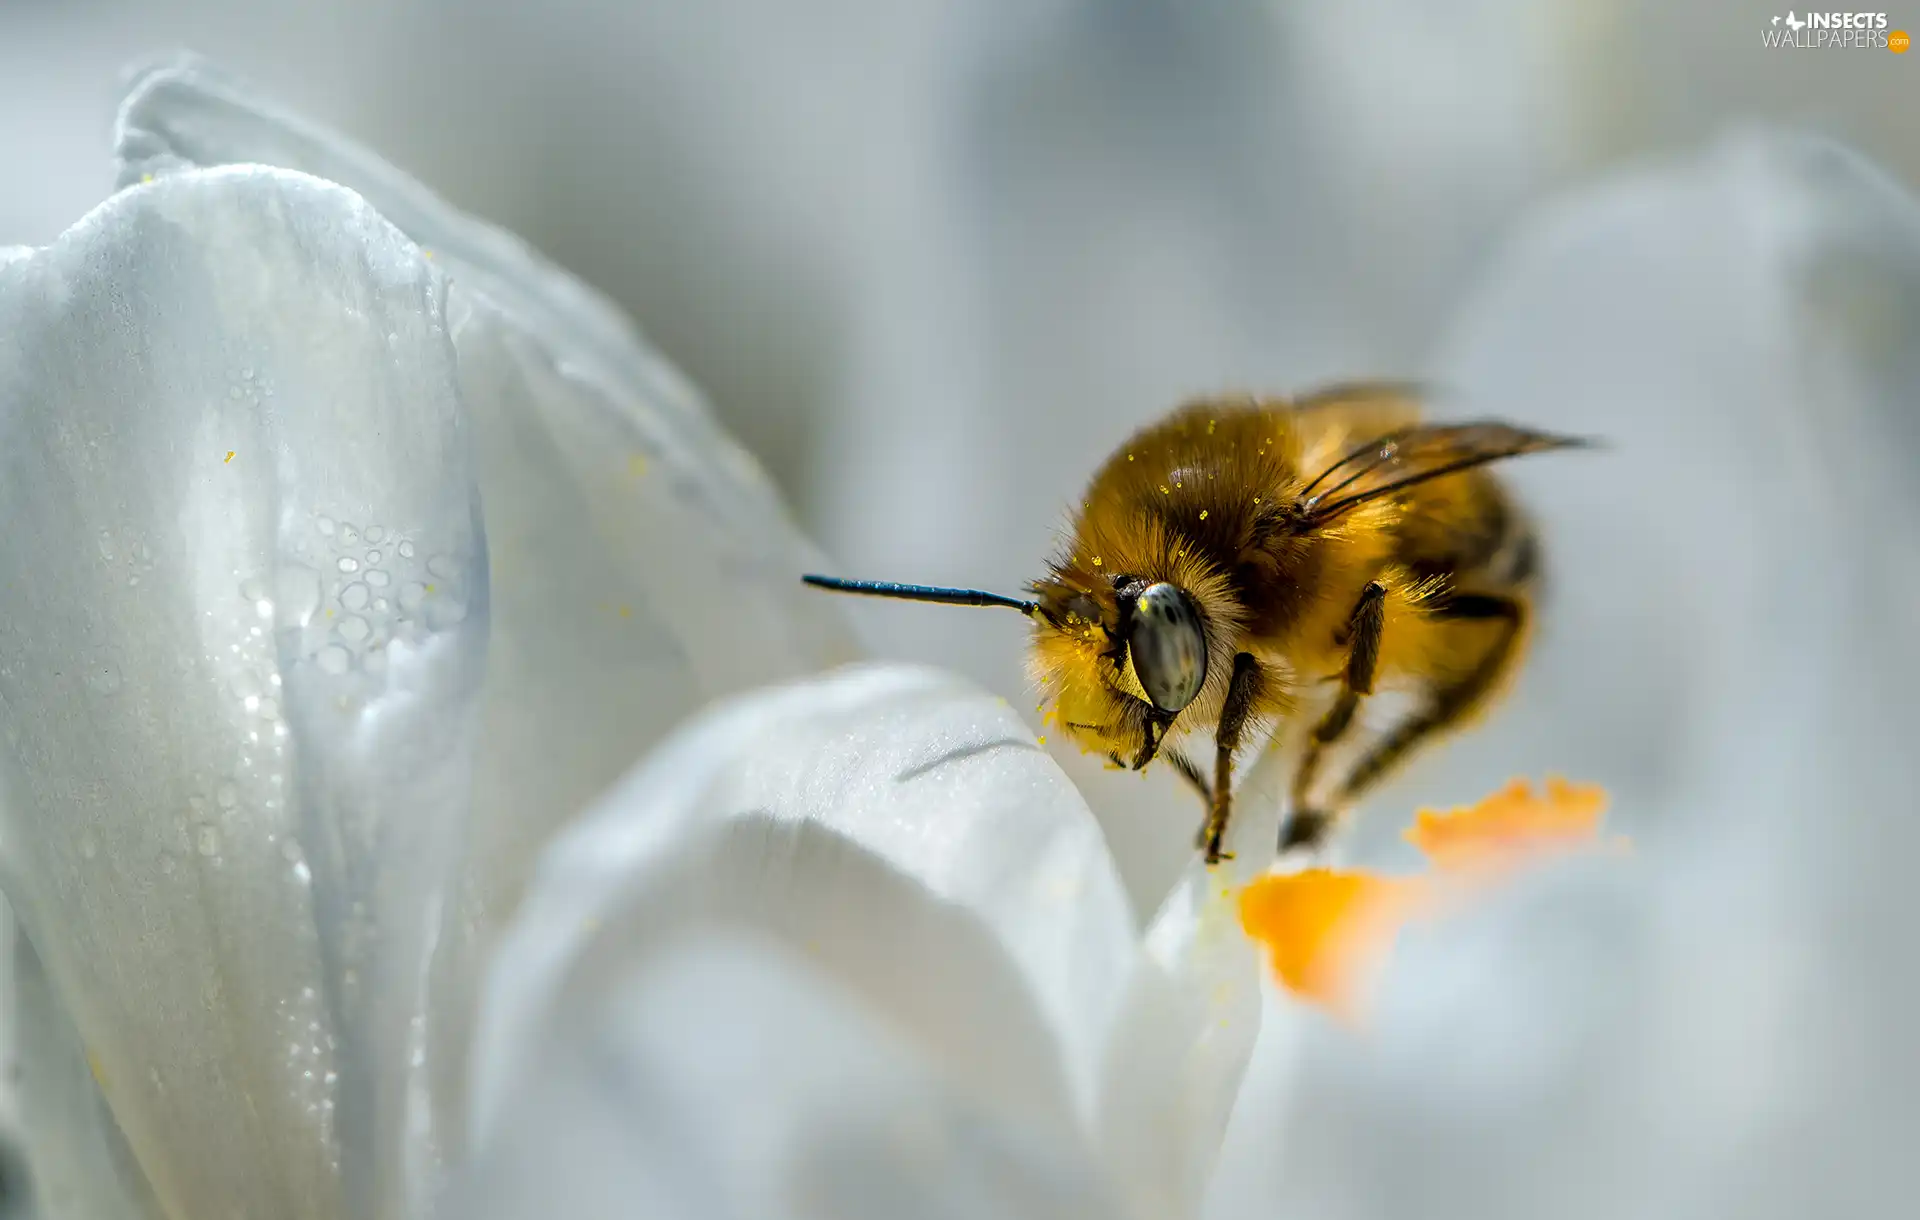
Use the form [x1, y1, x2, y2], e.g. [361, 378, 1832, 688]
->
[805, 382, 1592, 864]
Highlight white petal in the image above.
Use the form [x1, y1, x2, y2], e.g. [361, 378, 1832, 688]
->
[447, 929, 1118, 1220]
[3, 898, 163, 1219]
[1239, 133, 1920, 1219]
[470, 664, 1138, 1163]
[0, 167, 485, 1219]
[1094, 742, 1286, 1220]
[114, 59, 862, 1154]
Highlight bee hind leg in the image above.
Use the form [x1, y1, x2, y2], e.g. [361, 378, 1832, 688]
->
[1305, 592, 1526, 841]
[1281, 581, 1387, 853]
[1199, 652, 1263, 865]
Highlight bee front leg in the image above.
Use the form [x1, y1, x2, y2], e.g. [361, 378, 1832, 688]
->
[1199, 652, 1263, 865]
[1281, 580, 1386, 853]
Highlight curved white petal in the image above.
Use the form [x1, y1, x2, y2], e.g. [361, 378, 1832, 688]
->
[3, 898, 163, 1220]
[1236, 133, 1920, 1220]
[447, 929, 1119, 1220]
[1095, 741, 1286, 1220]
[112, 59, 862, 1155]
[469, 664, 1139, 1174]
[0, 167, 485, 1219]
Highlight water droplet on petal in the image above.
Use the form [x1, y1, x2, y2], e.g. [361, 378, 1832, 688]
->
[340, 583, 370, 611]
[197, 826, 222, 857]
[317, 646, 351, 676]
[427, 554, 459, 579]
[365, 550, 382, 565]
[240, 577, 268, 603]
[316, 517, 335, 537]
[337, 557, 359, 574]
[337, 616, 370, 645]
[397, 540, 415, 560]
[365, 570, 390, 589]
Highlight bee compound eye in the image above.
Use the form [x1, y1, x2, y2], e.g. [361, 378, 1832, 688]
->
[1128, 582, 1208, 713]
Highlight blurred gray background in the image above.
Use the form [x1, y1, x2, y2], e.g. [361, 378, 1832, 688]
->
[6, 2, 1918, 1217]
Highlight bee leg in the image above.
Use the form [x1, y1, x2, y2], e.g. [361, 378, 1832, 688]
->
[1200, 652, 1264, 864]
[1325, 593, 1525, 818]
[1281, 580, 1386, 853]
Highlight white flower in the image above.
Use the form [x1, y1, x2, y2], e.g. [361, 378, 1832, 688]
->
[0, 58, 1271, 1220]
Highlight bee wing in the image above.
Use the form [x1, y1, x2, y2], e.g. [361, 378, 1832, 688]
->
[1298, 421, 1591, 528]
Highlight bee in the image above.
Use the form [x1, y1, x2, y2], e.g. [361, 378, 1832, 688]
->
[805, 383, 1589, 864]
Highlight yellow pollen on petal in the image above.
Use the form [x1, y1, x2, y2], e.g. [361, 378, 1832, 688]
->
[1199, 509, 1210, 520]
[1240, 776, 1619, 1022]
[1238, 869, 1424, 1023]
[224, 451, 235, 463]
[1406, 776, 1623, 877]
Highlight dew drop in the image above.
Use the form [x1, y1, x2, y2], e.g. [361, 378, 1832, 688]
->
[316, 516, 336, 536]
[259, 697, 280, 721]
[282, 839, 303, 863]
[365, 570, 390, 589]
[372, 598, 390, 613]
[231, 671, 262, 700]
[398, 582, 427, 613]
[317, 646, 351, 676]
[337, 615, 371, 645]
[340, 582, 370, 611]
[337, 557, 360, 574]
[397, 540, 416, 559]
[365, 525, 385, 543]
[427, 554, 459, 579]
[240, 577, 268, 603]
[365, 550, 382, 565]
[197, 825, 222, 857]
[292, 859, 312, 885]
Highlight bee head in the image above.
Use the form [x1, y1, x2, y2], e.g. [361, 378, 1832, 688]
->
[1028, 570, 1213, 769]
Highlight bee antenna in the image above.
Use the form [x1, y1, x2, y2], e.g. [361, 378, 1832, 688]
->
[802, 574, 1040, 616]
